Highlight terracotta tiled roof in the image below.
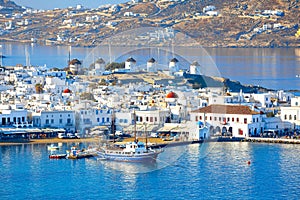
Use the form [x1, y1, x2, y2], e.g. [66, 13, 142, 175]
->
[191, 104, 260, 115]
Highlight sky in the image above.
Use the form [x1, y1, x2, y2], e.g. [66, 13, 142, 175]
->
[13, 0, 127, 10]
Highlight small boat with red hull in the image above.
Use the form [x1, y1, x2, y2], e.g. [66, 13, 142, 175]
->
[49, 153, 67, 159]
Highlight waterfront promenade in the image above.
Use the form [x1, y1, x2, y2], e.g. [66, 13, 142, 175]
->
[2, 136, 300, 146]
[244, 137, 300, 144]
[0, 137, 99, 146]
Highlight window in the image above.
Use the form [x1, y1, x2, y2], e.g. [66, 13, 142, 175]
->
[97, 118, 100, 122]
[124, 119, 128, 123]
[227, 117, 230, 122]
[102, 118, 105, 123]
[219, 117, 221, 121]
[214, 117, 217, 121]
[244, 118, 247, 124]
[51, 119, 54, 123]
[96, 110, 98, 115]
[237, 118, 239, 123]
[59, 119, 63, 124]
[150, 117, 153, 122]
[232, 117, 234, 122]
[107, 117, 109, 122]
[294, 115, 297, 120]
[155, 117, 157, 122]
[199, 116, 202, 120]
[146, 117, 149, 121]
[45, 119, 49, 124]
[210, 116, 212, 120]
[195, 116, 198, 121]
[67, 118, 71, 124]
[289, 115, 292, 120]
[284, 115, 287, 120]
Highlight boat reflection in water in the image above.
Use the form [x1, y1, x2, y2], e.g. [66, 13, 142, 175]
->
[99, 157, 158, 174]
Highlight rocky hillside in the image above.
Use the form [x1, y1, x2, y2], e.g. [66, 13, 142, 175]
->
[0, 0, 299, 47]
[0, 0, 25, 14]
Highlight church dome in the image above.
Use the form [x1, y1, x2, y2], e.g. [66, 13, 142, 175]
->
[166, 91, 178, 98]
[63, 88, 72, 93]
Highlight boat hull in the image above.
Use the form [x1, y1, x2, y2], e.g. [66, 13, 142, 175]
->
[49, 154, 66, 159]
[97, 151, 159, 162]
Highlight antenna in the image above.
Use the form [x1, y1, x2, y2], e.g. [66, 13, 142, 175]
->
[134, 110, 137, 142]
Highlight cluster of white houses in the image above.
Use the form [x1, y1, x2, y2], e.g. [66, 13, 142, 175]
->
[0, 57, 299, 141]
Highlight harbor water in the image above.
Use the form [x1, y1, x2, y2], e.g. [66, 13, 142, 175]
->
[0, 142, 300, 199]
[0, 43, 299, 90]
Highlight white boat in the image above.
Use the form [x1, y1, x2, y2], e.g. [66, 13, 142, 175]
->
[97, 140, 163, 162]
[47, 144, 59, 151]
[97, 110, 163, 162]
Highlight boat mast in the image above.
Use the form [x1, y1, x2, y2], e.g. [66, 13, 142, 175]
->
[112, 109, 115, 143]
[144, 123, 148, 150]
[134, 110, 137, 142]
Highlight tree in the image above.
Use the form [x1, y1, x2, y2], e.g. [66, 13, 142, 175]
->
[35, 83, 43, 94]
[105, 62, 125, 71]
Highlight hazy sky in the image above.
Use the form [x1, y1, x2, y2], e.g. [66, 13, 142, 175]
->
[14, 0, 127, 10]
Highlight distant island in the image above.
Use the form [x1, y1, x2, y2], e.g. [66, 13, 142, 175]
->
[0, 0, 299, 47]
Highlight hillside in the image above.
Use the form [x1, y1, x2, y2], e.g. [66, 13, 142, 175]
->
[0, 0, 299, 47]
[0, 0, 25, 14]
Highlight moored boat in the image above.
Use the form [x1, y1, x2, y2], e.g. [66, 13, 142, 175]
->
[49, 154, 67, 159]
[97, 140, 163, 162]
[66, 146, 98, 159]
[47, 144, 59, 151]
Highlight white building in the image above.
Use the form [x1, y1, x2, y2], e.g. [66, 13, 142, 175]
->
[190, 61, 201, 75]
[32, 110, 76, 132]
[0, 104, 29, 127]
[147, 57, 156, 72]
[252, 93, 273, 108]
[280, 96, 300, 129]
[125, 57, 136, 71]
[169, 58, 178, 74]
[190, 104, 265, 137]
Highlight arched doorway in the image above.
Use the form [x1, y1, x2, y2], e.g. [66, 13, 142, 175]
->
[222, 126, 227, 136]
[215, 126, 221, 135]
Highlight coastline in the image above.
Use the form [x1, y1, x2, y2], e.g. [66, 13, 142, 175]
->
[0, 137, 100, 146]
[2, 136, 300, 146]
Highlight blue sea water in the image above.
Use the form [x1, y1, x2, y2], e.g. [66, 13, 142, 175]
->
[0, 142, 299, 199]
[0, 43, 299, 90]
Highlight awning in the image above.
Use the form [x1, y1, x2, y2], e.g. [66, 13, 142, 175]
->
[123, 124, 159, 132]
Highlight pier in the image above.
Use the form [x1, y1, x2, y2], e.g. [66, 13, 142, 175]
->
[243, 137, 300, 144]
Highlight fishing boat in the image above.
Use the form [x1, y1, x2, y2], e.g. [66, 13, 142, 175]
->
[66, 146, 98, 159]
[97, 140, 162, 162]
[97, 111, 163, 162]
[49, 153, 67, 159]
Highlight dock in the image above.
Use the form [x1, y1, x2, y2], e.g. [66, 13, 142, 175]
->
[243, 137, 300, 144]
